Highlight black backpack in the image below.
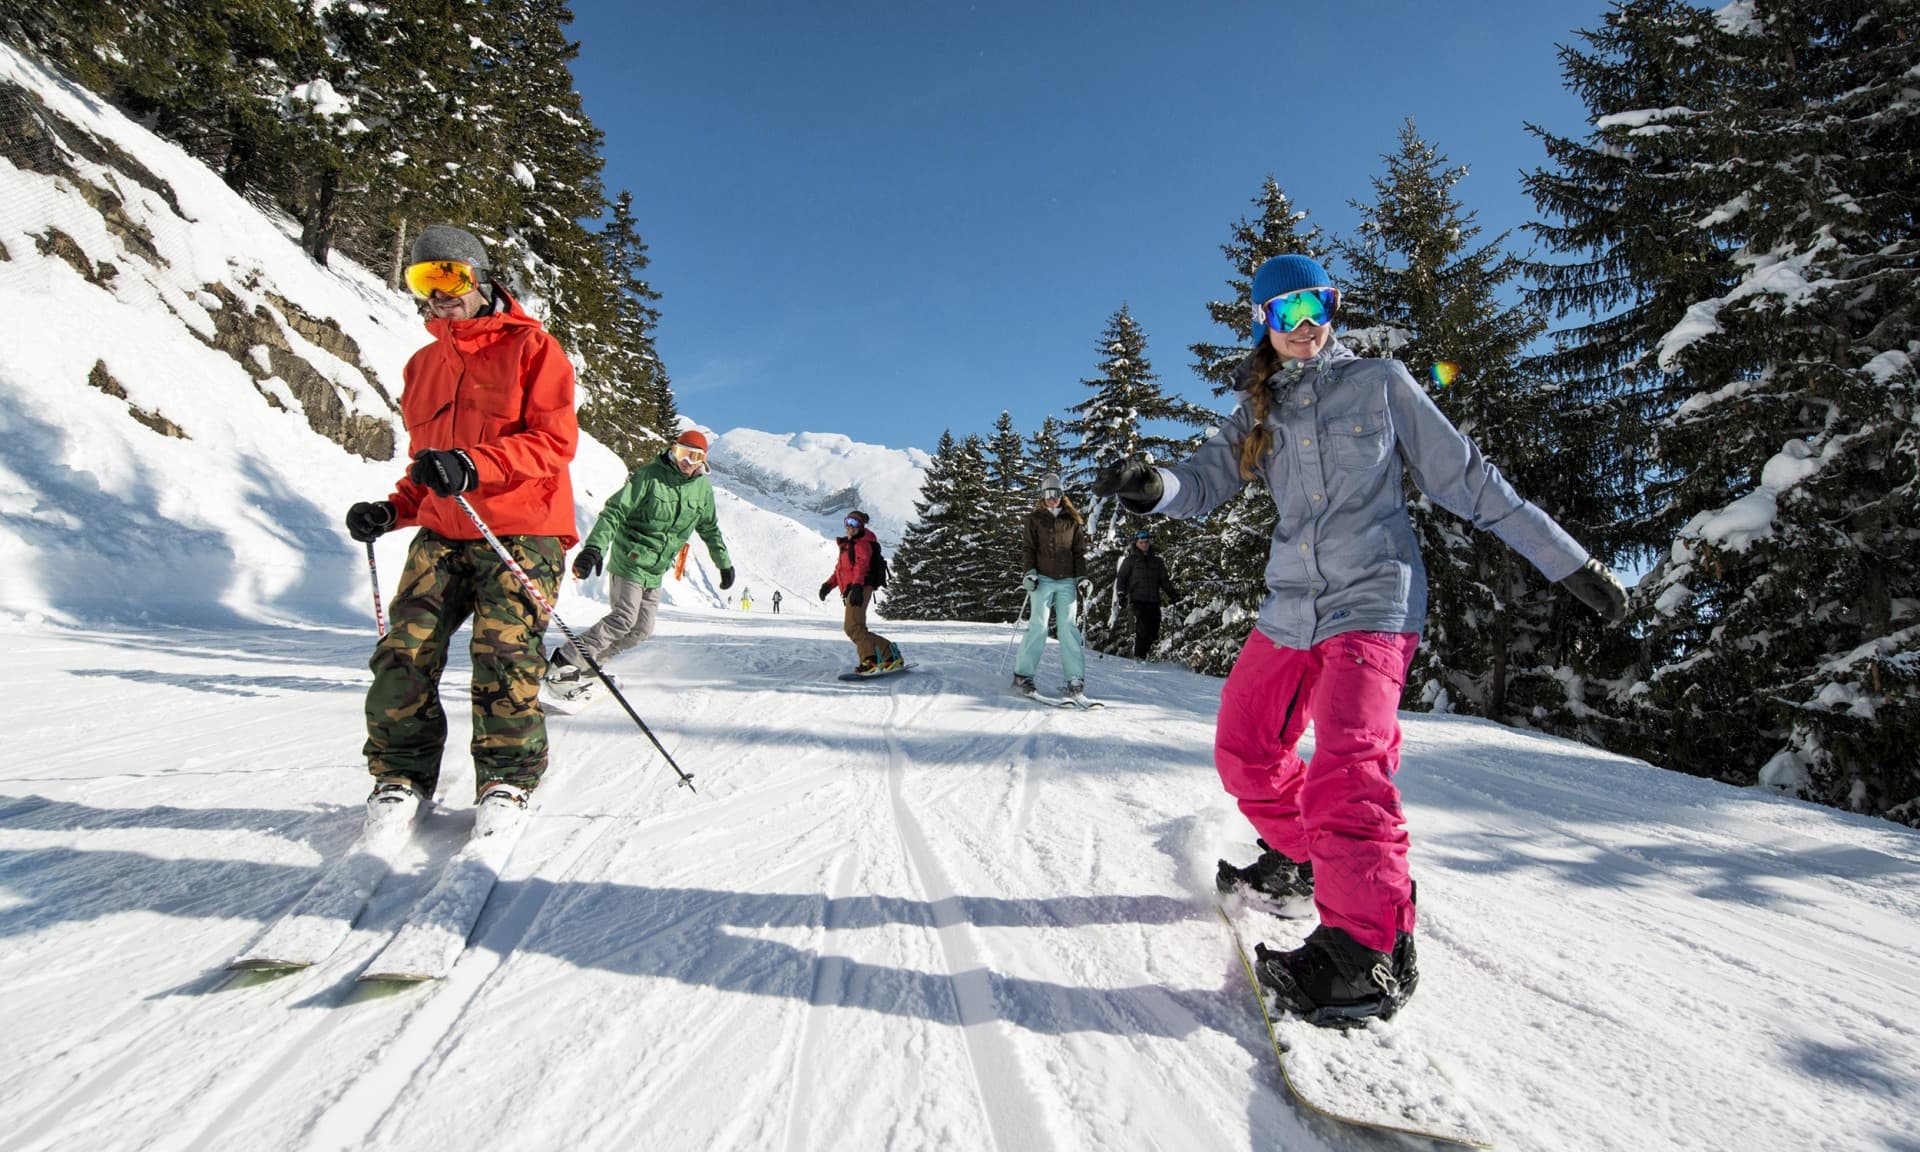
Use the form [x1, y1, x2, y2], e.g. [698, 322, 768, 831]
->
[869, 538, 889, 587]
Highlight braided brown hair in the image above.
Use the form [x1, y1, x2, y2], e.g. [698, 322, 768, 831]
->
[1234, 340, 1281, 481]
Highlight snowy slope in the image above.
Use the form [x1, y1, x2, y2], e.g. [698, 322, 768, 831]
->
[3, 612, 1917, 1152]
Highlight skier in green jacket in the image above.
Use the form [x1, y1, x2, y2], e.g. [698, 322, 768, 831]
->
[546, 429, 734, 686]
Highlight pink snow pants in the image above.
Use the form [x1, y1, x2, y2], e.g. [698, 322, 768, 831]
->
[1215, 628, 1420, 953]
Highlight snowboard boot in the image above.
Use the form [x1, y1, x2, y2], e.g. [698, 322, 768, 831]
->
[474, 780, 530, 838]
[1253, 924, 1415, 1028]
[1012, 673, 1038, 697]
[854, 654, 879, 676]
[1216, 839, 1315, 913]
[366, 776, 426, 836]
[879, 642, 905, 672]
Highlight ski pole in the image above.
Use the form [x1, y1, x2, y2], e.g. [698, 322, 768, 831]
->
[451, 494, 696, 792]
[366, 542, 388, 638]
[1000, 585, 1031, 676]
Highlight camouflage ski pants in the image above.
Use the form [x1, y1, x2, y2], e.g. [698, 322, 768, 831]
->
[363, 530, 563, 799]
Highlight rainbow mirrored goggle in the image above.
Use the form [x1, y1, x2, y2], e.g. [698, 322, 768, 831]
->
[404, 259, 481, 299]
[844, 516, 864, 527]
[1430, 361, 1460, 389]
[1254, 287, 1338, 334]
[670, 443, 707, 466]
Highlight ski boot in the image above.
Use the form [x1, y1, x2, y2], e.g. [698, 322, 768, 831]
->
[1012, 673, 1038, 697]
[366, 776, 426, 836]
[1254, 924, 1417, 1028]
[1216, 839, 1315, 914]
[475, 780, 530, 838]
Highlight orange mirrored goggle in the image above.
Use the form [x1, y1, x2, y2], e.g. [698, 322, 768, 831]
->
[404, 260, 480, 299]
[670, 443, 707, 466]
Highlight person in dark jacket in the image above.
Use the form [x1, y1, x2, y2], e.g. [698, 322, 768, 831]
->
[1012, 474, 1090, 698]
[821, 510, 902, 673]
[1116, 530, 1178, 660]
[1095, 254, 1627, 1026]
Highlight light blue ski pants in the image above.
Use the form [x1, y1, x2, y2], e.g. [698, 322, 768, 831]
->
[1015, 576, 1085, 683]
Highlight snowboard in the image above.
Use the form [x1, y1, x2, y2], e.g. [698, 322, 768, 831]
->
[837, 663, 915, 682]
[1217, 900, 1494, 1148]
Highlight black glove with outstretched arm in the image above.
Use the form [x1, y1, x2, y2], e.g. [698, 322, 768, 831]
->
[1561, 558, 1628, 624]
[1093, 459, 1164, 513]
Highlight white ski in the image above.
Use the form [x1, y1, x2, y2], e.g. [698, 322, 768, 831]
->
[358, 800, 530, 982]
[228, 815, 418, 971]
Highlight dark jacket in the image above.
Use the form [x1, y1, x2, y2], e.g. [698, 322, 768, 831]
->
[1022, 506, 1086, 580]
[1117, 545, 1177, 604]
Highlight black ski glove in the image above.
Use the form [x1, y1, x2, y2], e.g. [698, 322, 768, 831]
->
[572, 546, 603, 580]
[847, 585, 867, 608]
[819, 580, 834, 601]
[719, 566, 736, 590]
[1561, 557, 1628, 624]
[409, 448, 478, 497]
[1093, 459, 1165, 513]
[345, 500, 395, 543]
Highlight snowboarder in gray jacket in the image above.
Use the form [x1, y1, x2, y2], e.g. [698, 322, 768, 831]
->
[1095, 253, 1627, 1025]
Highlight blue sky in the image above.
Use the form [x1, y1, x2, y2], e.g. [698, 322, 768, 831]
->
[571, 0, 1615, 455]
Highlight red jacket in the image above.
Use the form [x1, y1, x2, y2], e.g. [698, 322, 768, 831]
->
[827, 529, 880, 592]
[387, 289, 578, 545]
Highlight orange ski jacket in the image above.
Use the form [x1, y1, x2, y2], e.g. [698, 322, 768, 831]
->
[387, 288, 579, 546]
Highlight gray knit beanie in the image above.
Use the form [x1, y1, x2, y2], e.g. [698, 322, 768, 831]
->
[410, 225, 490, 275]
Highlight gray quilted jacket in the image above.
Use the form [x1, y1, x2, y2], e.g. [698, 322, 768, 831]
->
[1152, 339, 1587, 649]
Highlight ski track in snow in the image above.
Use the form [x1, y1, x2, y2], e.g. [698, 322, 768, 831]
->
[1, 611, 1917, 1152]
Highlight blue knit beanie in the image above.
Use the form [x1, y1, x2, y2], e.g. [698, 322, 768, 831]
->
[1249, 254, 1334, 341]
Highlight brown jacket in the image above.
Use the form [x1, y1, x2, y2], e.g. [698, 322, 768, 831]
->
[1022, 505, 1086, 580]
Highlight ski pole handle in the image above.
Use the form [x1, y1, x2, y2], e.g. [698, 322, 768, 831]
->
[451, 495, 697, 792]
[366, 541, 387, 638]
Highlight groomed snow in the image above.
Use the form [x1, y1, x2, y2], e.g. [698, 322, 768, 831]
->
[2, 612, 1917, 1152]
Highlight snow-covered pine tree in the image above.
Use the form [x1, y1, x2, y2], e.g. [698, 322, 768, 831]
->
[982, 411, 1031, 620]
[886, 433, 998, 622]
[307, 0, 499, 275]
[1338, 120, 1557, 724]
[1066, 305, 1210, 655]
[1631, 0, 1920, 823]
[1026, 415, 1068, 483]
[582, 190, 673, 467]
[1170, 177, 1336, 674]
[884, 431, 959, 621]
[473, 0, 606, 336]
[1521, 0, 1734, 563]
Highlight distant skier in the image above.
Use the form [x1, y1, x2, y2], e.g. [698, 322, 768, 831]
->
[771, 589, 783, 614]
[545, 429, 734, 689]
[741, 588, 753, 611]
[1096, 254, 1627, 1026]
[1012, 474, 1091, 702]
[343, 224, 576, 830]
[820, 510, 902, 674]
[1116, 529, 1179, 660]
